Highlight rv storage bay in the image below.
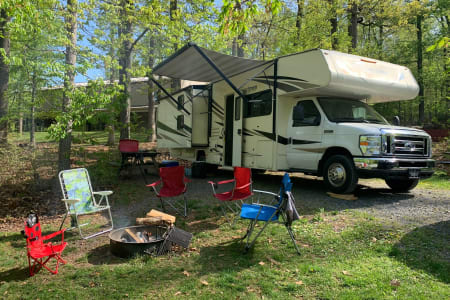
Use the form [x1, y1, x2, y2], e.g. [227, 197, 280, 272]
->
[0, 137, 448, 299]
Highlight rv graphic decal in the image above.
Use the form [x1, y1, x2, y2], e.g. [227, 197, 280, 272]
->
[292, 139, 320, 145]
[252, 76, 320, 93]
[293, 147, 325, 154]
[156, 121, 189, 138]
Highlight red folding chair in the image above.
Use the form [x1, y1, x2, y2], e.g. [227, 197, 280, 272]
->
[147, 166, 190, 217]
[22, 214, 67, 276]
[208, 167, 253, 221]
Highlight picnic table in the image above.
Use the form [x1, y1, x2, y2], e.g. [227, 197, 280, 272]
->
[119, 150, 159, 184]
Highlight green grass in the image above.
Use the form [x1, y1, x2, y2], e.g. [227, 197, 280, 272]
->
[419, 173, 450, 190]
[1, 211, 448, 299]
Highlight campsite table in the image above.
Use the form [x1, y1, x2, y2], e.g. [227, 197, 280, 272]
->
[119, 150, 158, 184]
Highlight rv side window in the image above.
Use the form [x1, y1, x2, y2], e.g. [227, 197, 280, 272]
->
[293, 100, 321, 127]
[243, 89, 272, 118]
[177, 115, 184, 130]
[177, 95, 184, 110]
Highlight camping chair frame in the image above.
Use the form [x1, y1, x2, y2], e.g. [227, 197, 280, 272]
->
[23, 221, 67, 276]
[147, 166, 190, 217]
[208, 167, 253, 223]
[240, 178, 301, 255]
[59, 168, 114, 239]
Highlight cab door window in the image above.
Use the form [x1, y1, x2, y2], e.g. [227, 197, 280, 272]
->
[292, 100, 321, 127]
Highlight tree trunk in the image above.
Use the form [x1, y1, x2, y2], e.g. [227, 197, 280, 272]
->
[118, 0, 132, 140]
[417, 15, 424, 124]
[147, 35, 156, 142]
[293, 0, 304, 47]
[30, 72, 36, 148]
[170, 0, 181, 90]
[0, 8, 10, 145]
[328, 0, 338, 50]
[58, 0, 77, 171]
[19, 112, 23, 136]
[237, 33, 245, 58]
[107, 27, 117, 146]
[348, 2, 358, 51]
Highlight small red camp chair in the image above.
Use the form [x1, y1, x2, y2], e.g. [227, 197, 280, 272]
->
[22, 214, 67, 276]
[147, 166, 190, 217]
[208, 167, 253, 221]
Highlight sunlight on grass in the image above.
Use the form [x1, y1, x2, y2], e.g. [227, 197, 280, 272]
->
[1, 211, 448, 299]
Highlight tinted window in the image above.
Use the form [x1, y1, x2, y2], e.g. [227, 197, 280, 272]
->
[177, 95, 184, 110]
[292, 100, 321, 127]
[243, 89, 272, 118]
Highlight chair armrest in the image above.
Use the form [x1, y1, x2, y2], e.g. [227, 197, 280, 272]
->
[62, 199, 79, 205]
[234, 182, 252, 190]
[42, 228, 66, 241]
[253, 189, 278, 197]
[93, 191, 113, 196]
[146, 180, 161, 187]
[217, 179, 235, 185]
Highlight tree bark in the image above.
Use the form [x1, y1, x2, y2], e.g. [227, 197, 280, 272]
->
[58, 0, 77, 171]
[328, 0, 338, 50]
[293, 0, 304, 47]
[0, 8, 10, 145]
[170, 0, 181, 90]
[348, 1, 358, 51]
[118, 0, 132, 140]
[147, 35, 156, 142]
[417, 14, 424, 124]
[30, 72, 36, 148]
[107, 26, 117, 146]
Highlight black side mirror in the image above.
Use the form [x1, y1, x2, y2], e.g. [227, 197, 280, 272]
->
[393, 116, 400, 126]
[293, 104, 304, 121]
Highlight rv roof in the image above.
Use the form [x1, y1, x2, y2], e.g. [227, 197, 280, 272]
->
[152, 42, 271, 82]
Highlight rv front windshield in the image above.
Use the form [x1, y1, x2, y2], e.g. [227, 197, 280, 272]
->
[318, 97, 388, 125]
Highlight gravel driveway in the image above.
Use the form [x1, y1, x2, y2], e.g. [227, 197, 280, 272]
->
[111, 168, 449, 230]
[185, 170, 450, 229]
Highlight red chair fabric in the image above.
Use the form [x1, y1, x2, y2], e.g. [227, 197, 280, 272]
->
[147, 166, 190, 216]
[209, 167, 253, 202]
[119, 139, 139, 153]
[23, 221, 67, 276]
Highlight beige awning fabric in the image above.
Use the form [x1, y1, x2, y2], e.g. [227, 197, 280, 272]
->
[152, 43, 271, 83]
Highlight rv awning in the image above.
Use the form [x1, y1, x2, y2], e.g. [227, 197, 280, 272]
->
[152, 43, 271, 83]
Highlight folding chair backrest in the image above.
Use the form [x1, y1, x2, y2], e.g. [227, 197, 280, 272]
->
[24, 222, 43, 247]
[119, 139, 139, 153]
[59, 168, 95, 214]
[234, 167, 251, 194]
[276, 173, 292, 207]
[160, 166, 186, 195]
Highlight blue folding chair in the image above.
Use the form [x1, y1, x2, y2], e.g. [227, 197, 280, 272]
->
[240, 173, 301, 254]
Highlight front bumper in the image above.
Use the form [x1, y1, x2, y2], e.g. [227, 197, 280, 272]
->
[354, 157, 435, 180]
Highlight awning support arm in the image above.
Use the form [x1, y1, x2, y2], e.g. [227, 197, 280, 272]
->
[150, 77, 190, 115]
[237, 61, 275, 91]
[192, 44, 248, 100]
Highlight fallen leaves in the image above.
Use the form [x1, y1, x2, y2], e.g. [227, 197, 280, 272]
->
[342, 270, 351, 276]
[390, 279, 401, 287]
[183, 270, 190, 277]
[200, 280, 209, 286]
[174, 291, 182, 296]
[258, 261, 265, 266]
[295, 280, 304, 285]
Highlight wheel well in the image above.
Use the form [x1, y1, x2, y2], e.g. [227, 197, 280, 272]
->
[196, 150, 206, 161]
[318, 147, 353, 176]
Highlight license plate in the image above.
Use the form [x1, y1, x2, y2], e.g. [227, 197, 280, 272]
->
[408, 168, 420, 179]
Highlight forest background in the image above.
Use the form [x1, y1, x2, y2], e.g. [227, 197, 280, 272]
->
[0, 0, 448, 170]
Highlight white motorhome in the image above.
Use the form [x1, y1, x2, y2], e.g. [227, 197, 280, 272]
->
[151, 43, 434, 193]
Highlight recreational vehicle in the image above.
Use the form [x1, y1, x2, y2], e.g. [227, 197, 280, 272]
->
[151, 43, 434, 194]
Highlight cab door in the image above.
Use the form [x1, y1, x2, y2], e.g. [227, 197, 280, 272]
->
[286, 99, 323, 171]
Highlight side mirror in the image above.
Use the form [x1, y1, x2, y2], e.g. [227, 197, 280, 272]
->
[293, 104, 304, 121]
[393, 116, 400, 126]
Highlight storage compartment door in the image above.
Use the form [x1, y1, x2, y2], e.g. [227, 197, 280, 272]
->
[232, 97, 243, 166]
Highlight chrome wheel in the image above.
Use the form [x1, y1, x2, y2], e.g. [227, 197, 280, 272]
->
[327, 162, 346, 188]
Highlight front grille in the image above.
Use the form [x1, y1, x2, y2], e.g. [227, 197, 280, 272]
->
[389, 135, 428, 157]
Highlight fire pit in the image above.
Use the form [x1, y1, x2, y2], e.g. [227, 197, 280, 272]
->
[109, 225, 168, 258]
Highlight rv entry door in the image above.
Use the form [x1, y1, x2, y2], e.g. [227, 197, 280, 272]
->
[232, 96, 243, 166]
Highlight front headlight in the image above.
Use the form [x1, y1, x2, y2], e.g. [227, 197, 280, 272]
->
[359, 135, 381, 156]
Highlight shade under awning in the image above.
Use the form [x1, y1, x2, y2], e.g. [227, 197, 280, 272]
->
[152, 43, 271, 83]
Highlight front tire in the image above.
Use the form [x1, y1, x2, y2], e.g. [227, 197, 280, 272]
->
[323, 155, 358, 194]
[385, 178, 419, 192]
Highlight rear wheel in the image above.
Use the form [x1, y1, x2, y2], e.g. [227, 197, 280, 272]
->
[323, 155, 358, 194]
[385, 178, 419, 192]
